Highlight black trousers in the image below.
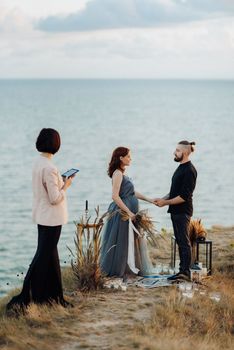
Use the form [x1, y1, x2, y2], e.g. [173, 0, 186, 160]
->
[7, 225, 64, 309]
[171, 214, 191, 274]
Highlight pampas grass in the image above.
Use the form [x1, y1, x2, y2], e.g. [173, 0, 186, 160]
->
[189, 218, 207, 243]
[120, 209, 162, 247]
[189, 219, 207, 263]
[68, 207, 108, 292]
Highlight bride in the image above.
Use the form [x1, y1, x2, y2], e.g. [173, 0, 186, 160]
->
[100, 146, 154, 279]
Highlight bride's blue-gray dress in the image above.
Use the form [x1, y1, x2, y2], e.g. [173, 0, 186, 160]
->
[100, 175, 152, 277]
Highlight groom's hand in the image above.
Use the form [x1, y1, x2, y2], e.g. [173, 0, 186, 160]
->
[156, 199, 167, 207]
[153, 197, 161, 203]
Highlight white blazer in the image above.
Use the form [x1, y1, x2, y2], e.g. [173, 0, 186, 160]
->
[32, 155, 68, 226]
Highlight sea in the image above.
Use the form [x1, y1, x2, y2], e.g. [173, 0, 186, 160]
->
[0, 79, 233, 297]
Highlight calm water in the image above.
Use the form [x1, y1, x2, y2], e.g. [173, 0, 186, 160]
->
[0, 79, 233, 296]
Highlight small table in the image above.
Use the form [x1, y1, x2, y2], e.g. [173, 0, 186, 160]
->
[171, 236, 213, 275]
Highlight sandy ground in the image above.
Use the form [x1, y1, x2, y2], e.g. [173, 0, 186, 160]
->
[59, 226, 234, 350]
[61, 287, 161, 350]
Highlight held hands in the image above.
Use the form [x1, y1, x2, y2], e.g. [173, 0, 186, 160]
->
[152, 198, 161, 203]
[147, 198, 157, 204]
[153, 198, 167, 207]
[155, 199, 167, 207]
[145, 197, 165, 207]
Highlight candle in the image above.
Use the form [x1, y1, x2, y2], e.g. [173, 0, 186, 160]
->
[85, 200, 88, 211]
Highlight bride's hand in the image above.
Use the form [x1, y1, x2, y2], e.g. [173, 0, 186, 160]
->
[148, 198, 157, 204]
[128, 212, 136, 221]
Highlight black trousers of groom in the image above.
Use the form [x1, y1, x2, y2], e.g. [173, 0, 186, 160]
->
[171, 214, 191, 274]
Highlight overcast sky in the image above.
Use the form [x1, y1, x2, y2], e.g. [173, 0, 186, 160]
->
[0, 0, 234, 78]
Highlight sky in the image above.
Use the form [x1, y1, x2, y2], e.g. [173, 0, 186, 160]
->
[0, 0, 234, 79]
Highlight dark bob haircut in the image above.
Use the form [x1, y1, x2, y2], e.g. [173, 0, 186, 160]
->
[36, 128, 61, 154]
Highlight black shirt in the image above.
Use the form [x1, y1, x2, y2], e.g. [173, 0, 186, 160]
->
[168, 161, 197, 216]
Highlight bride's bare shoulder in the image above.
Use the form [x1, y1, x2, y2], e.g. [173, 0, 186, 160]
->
[112, 169, 123, 179]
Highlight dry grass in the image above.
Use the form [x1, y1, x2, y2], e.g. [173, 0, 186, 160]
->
[131, 226, 234, 350]
[0, 289, 85, 350]
[69, 208, 108, 291]
[0, 226, 233, 350]
[132, 274, 234, 350]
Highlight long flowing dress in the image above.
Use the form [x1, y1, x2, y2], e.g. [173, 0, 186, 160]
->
[6, 225, 66, 312]
[100, 175, 152, 277]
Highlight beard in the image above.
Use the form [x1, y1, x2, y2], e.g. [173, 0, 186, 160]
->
[174, 154, 183, 162]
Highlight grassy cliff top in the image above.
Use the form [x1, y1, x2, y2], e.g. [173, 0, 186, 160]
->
[0, 226, 233, 350]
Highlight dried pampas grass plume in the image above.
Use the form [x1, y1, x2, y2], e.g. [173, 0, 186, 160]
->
[189, 218, 207, 264]
[189, 219, 207, 244]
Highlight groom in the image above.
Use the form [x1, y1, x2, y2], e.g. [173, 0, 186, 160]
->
[155, 140, 197, 281]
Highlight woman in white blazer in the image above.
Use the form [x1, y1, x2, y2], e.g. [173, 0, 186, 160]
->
[7, 128, 74, 313]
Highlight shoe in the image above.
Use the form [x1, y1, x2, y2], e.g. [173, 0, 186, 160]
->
[167, 272, 181, 281]
[177, 272, 190, 281]
[167, 272, 190, 282]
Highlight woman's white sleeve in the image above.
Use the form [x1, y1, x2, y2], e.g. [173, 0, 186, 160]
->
[44, 167, 65, 205]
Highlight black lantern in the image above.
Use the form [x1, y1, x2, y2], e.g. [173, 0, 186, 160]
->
[195, 238, 212, 275]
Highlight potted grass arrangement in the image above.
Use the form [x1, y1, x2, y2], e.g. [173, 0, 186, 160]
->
[189, 219, 207, 264]
[68, 207, 109, 291]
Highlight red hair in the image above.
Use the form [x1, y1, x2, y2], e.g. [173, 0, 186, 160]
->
[108, 147, 130, 178]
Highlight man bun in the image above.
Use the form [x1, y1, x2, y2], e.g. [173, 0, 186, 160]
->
[178, 140, 196, 152]
[190, 141, 196, 152]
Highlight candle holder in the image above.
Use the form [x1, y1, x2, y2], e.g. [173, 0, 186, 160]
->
[85, 200, 89, 220]
[195, 239, 212, 276]
[190, 262, 202, 282]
